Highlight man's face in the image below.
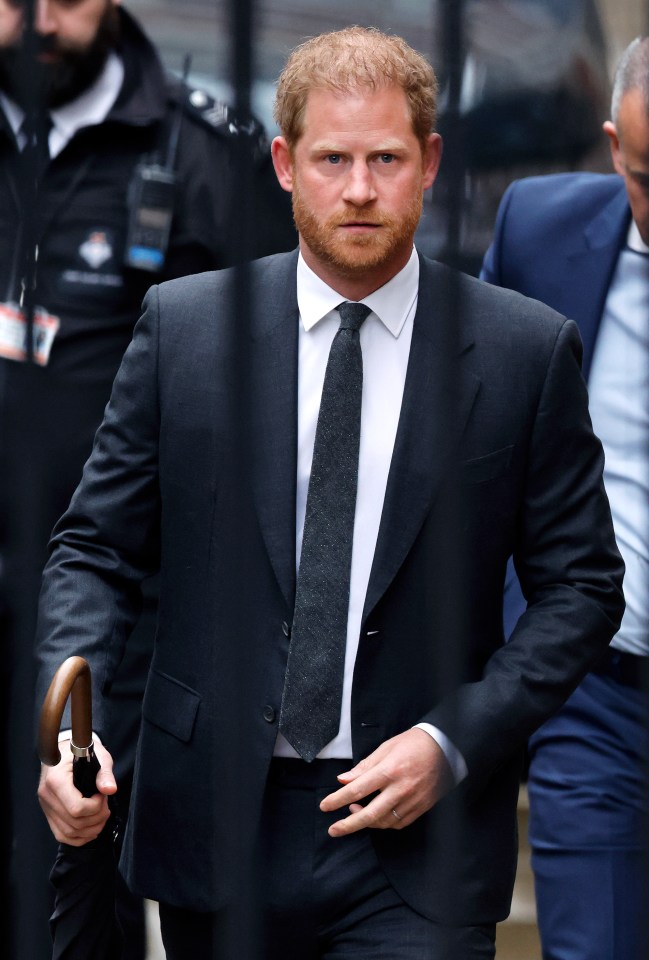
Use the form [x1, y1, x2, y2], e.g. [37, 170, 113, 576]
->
[272, 85, 441, 296]
[0, 0, 120, 109]
[604, 87, 649, 245]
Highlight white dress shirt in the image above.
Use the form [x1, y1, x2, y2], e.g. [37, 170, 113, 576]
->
[588, 220, 649, 656]
[274, 249, 467, 783]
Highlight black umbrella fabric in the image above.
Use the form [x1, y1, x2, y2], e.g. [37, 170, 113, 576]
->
[39, 657, 123, 960]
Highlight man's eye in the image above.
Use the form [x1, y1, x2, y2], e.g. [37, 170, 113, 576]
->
[378, 154, 394, 163]
[327, 155, 342, 164]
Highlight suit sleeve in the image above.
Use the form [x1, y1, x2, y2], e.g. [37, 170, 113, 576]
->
[422, 316, 624, 792]
[35, 286, 163, 741]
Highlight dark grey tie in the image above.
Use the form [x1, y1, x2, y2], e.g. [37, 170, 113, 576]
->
[279, 300, 371, 761]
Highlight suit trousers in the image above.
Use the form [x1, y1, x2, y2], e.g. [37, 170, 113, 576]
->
[159, 758, 495, 960]
[528, 669, 649, 960]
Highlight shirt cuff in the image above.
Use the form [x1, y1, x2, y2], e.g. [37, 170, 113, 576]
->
[414, 722, 468, 785]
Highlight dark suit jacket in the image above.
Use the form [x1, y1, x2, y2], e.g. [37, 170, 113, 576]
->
[35, 249, 624, 924]
[481, 172, 630, 634]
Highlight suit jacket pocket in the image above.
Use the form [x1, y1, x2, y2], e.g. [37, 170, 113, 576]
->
[143, 669, 201, 742]
[463, 445, 514, 484]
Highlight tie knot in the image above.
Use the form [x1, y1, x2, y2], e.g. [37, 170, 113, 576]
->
[338, 301, 371, 332]
[20, 114, 52, 143]
[20, 114, 52, 175]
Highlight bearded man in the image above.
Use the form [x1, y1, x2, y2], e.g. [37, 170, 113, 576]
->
[0, 2, 294, 958]
[36, 25, 623, 960]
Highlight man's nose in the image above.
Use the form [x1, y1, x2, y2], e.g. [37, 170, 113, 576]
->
[34, 0, 57, 35]
[342, 162, 377, 206]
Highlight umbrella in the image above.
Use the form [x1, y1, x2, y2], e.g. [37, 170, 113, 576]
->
[39, 657, 124, 960]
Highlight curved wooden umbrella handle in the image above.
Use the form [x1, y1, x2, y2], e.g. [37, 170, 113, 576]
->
[38, 656, 100, 798]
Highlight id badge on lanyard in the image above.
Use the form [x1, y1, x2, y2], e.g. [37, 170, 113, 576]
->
[0, 301, 60, 366]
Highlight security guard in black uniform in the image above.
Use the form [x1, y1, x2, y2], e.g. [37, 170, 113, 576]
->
[0, 2, 295, 958]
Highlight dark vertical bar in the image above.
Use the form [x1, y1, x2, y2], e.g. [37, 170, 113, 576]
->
[439, 0, 466, 268]
[434, 0, 467, 685]
[229, 0, 256, 267]
[428, 0, 469, 903]
[221, 0, 258, 954]
[5, 5, 51, 958]
[17, 0, 43, 361]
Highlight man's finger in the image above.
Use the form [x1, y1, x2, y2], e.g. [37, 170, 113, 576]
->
[93, 742, 118, 795]
[320, 769, 386, 813]
[328, 791, 413, 836]
[335, 739, 396, 786]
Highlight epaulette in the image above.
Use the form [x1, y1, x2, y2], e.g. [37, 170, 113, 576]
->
[168, 77, 269, 157]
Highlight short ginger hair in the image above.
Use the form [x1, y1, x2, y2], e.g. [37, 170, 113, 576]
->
[273, 26, 439, 153]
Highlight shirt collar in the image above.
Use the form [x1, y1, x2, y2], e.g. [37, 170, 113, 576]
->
[50, 52, 124, 145]
[0, 92, 21, 140]
[627, 219, 649, 254]
[0, 52, 124, 147]
[297, 246, 419, 337]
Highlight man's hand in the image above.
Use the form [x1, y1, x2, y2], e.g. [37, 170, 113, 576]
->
[38, 739, 117, 847]
[320, 728, 454, 837]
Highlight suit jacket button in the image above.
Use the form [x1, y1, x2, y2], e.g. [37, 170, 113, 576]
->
[281, 621, 291, 638]
[263, 705, 276, 723]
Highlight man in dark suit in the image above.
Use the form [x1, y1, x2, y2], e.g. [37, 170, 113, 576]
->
[480, 36, 649, 960]
[36, 26, 623, 960]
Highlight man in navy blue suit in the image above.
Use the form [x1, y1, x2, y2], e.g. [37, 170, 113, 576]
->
[481, 36, 649, 960]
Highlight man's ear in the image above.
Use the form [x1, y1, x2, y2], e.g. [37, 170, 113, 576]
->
[271, 137, 294, 193]
[422, 132, 443, 190]
[603, 120, 624, 176]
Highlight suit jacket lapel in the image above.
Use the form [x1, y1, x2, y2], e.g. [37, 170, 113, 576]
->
[249, 251, 300, 611]
[565, 184, 629, 379]
[364, 256, 479, 619]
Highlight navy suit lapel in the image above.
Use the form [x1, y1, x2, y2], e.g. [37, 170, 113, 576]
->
[249, 251, 300, 611]
[565, 185, 629, 378]
[364, 257, 479, 619]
